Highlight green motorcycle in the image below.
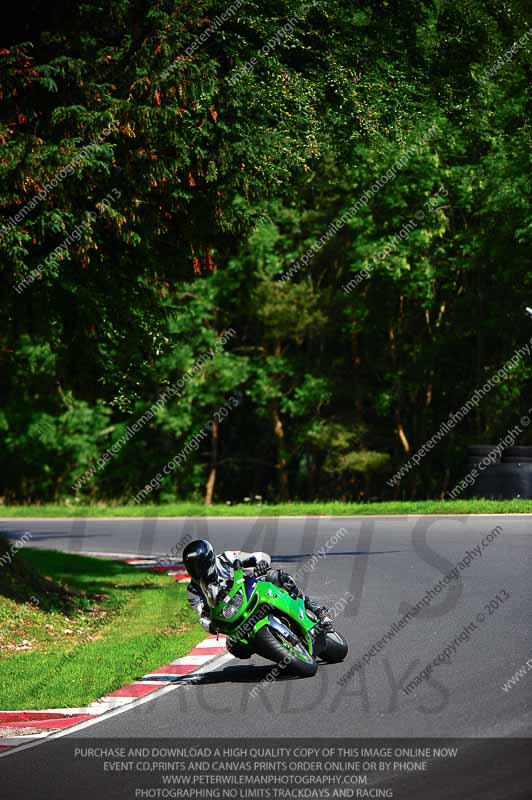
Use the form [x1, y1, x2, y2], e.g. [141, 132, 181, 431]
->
[205, 559, 348, 678]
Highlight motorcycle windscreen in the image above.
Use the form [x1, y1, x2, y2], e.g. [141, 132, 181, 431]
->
[244, 575, 257, 600]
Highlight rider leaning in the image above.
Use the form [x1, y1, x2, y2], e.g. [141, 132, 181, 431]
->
[183, 539, 332, 658]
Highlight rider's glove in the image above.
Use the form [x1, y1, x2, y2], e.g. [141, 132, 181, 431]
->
[254, 560, 270, 578]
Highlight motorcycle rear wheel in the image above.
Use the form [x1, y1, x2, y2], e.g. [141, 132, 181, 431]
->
[319, 630, 348, 663]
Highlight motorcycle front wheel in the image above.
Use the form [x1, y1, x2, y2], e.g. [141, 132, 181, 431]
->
[253, 625, 318, 678]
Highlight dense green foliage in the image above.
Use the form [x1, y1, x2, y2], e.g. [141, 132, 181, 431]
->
[1, 0, 531, 503]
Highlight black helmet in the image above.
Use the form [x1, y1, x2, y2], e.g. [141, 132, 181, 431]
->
[183, 539, 216, 580]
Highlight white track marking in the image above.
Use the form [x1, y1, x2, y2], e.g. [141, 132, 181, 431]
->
[169, 654, 213, 665]
[195, 638, 227, 648]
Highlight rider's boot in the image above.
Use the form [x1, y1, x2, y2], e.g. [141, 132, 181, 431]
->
[304, 597, 334, 631]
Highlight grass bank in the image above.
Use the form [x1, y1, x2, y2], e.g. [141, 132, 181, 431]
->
[0, 544, 204, 710]
[1, 499, 532, 517]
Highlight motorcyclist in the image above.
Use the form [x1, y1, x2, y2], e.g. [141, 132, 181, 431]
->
[183, 539, 333, 658]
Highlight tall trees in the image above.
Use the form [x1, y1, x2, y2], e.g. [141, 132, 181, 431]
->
[0, 0, 531, 502]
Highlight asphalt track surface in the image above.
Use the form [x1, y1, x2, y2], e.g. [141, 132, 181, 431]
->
[1, 514, 531, 798]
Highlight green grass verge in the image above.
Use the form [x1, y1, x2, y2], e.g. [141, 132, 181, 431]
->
[0, 548, 205, 710]
[1, 499, 532, 517]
